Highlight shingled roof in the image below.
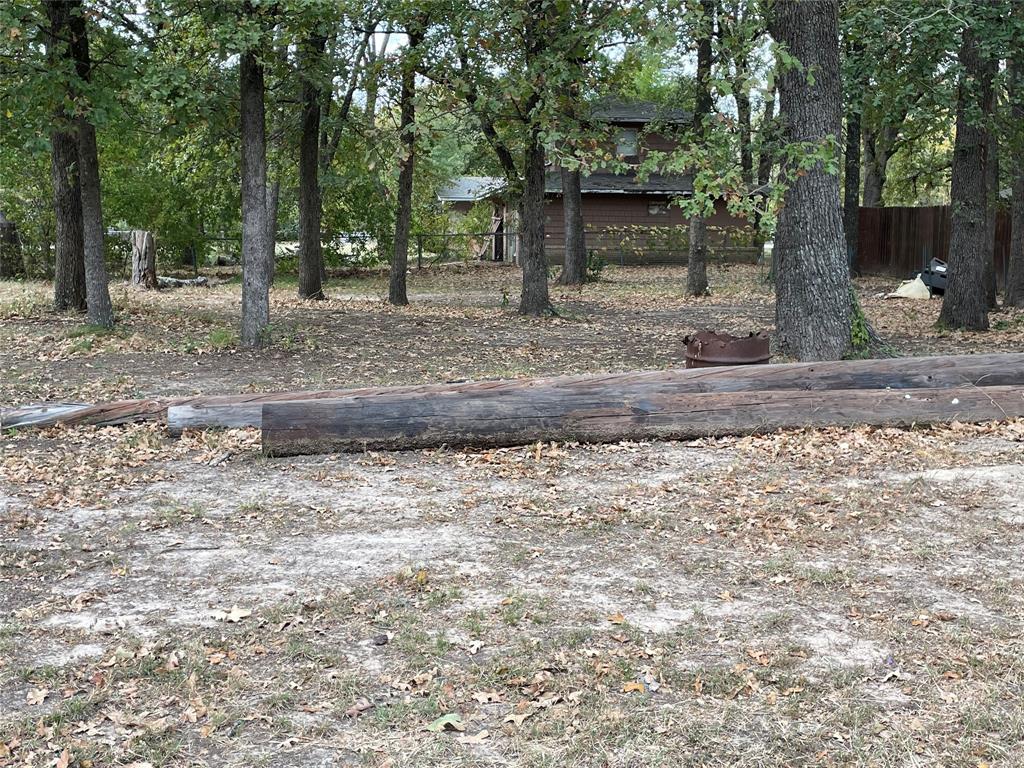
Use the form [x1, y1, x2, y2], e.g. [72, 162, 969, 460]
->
[591, 98, 691, 125]
[544, 170, 693, 196]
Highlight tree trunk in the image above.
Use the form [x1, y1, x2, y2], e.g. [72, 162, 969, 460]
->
[983, 125, 998, 308]
[769, 0, 851, 361]
[518, 132, 551, 315]
[297, 35, 326, 300]
[687, 0, 714, 297]
[1007, 55, 1024, 307]
[240, 48, 272, 348]
[843, 108, 861, 274]
[267, 177, 280, 284]
[734, 64, 753, 184]
[557, 167, 586, 285]
[389, 35, 418, 307]
[50, 129, 86, 312]
[45, 0, 86, 312]
[130, 230, 158, 289]
[860, 125, 895, 208]
[67, 3, 112, 328]
[939, 29, 991, 331]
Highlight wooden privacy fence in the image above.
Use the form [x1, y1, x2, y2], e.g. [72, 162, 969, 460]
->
[858, 205, 1011, 278]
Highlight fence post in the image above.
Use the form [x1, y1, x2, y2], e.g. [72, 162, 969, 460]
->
[417, 234, 423, 269]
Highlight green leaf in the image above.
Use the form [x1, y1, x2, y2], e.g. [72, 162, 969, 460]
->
[426, 713, 466, 733]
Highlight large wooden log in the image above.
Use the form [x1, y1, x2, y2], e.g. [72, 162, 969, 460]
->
[173, 351, 1024, 432]
[262, 384, 1024, 456]
[6, 352, 1024, 431]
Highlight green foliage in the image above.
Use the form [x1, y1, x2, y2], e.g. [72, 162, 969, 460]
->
[849, 289, 871, 358]
[585, 250, 607, 282]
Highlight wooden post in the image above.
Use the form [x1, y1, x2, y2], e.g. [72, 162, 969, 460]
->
[129, 230, 158, 289]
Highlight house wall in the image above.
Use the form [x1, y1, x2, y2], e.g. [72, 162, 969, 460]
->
[541, 195, 759, 266]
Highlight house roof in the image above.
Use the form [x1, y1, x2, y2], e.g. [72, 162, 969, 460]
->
[545, 170, 693, 196]
[591, 98, 691, 125]
[436, 176, 505, 202]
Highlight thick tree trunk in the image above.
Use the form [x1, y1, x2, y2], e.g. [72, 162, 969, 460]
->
[297, 35, 326, 300]
[45, 1, 86, 311]
[843, 110, 861, 274]
[239, 48, 272, 348]
[518, 133, 551, 315]
[389, 38, 417, 307]
[1007, 56, 1024, 307]
[557, 167, 586, 285]
[983, 128, 998, 308]
[769, 0, 851, 361]
[735, 67, 753, 184]
[50, 129, 86, 312]
[940, 29, 991, 331]
[76, 119, 113, 328]
[687, 0, 714, 297]
[67, 4, 112, 328]
[130, 230, 158, 289]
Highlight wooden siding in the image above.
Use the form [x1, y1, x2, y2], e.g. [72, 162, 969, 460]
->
[542, 196, 759, 265]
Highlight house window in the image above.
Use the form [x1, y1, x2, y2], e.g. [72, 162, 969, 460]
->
[648, 202, 669, 215]
[616, 128, 638, 157]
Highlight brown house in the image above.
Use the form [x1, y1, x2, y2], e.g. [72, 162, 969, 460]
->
[437, 100, 759, 265]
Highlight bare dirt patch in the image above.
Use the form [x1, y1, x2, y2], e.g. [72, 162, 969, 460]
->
[2, 266, 1023, 766]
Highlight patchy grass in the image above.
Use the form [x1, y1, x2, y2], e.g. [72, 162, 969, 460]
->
[1, 265, 1023, 765]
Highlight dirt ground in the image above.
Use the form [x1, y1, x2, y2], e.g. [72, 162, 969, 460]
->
[2, 265, 1024, 767]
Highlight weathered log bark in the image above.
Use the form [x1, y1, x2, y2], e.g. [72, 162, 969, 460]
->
[45, 1, 86, 311]
[687, 0, 714, 297]
[239, 43, 272, 348]
[519, 130, 551, 315]
[1008, 58, 1024, 307]
[769, 0, 851, 360]
[558, 167, 586, 285]
[298, 34, 326, 300]
[130, 230, 158, 289]
[940, 28, 991, 331]
[389, 30, 420, 307]
[6, 351, 1024, 432]
[262, 384, 1024, 456]
[68, 2, 113, 328]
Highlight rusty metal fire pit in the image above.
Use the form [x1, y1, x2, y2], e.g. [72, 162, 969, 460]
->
[684, 331, 771, 368]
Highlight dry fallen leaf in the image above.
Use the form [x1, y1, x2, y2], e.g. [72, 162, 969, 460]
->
[456, 730, 490, 745]
[472, 690, 502, 704]
[56, 748, 71, 768]
[26, 688, 47, 706]
[622, 681, 646, 693]
[606, 612, 625, 624]
[344, 698, 373, 717]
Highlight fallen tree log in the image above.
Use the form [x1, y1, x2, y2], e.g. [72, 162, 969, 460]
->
[262, 384, 1024, 456]
[5, 352, 1024, 431]
[171, 351, 1024, 432]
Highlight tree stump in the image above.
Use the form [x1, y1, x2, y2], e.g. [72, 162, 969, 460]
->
[130, 230, 158, 289]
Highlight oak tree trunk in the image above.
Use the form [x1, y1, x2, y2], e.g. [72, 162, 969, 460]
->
[557, 167, 586, 285]
[267, 178, 280, 284]
[239, 48, 272, 348]
[843, 110, 861, 274]
[45, 0, 86, 312]
[983, 128, 998, 308]
[389, 35, 418, 307]
[68, 4, 112, 328]
[769, 0, 851, 361]
[518, 132, 551, 315]
[1007, 55, 1024, 307]
[940, 29, 991, 331]
[50, 129, 86, 312]
[860, 125, 894, 208]
[297, 35, 326, 300]
[687, 0, 714, 297]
